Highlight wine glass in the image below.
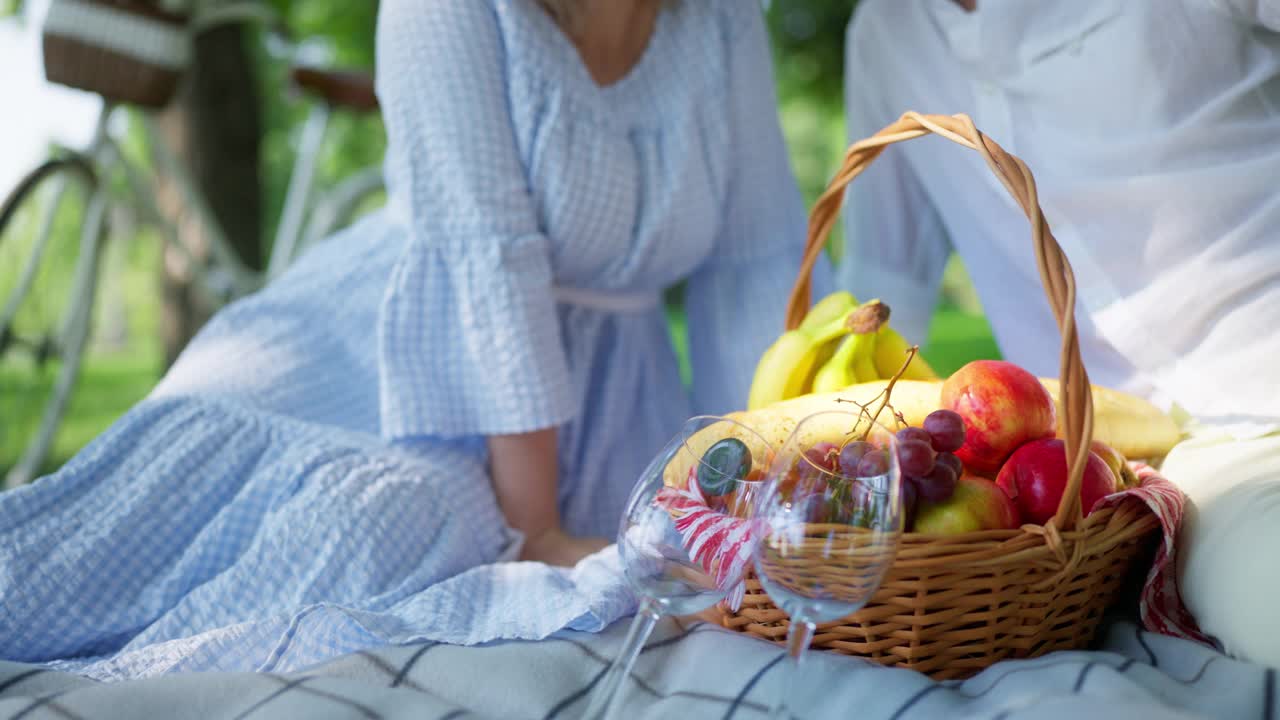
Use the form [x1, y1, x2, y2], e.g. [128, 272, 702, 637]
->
[751, 410, 905, 720]
[581, 415, 774, 720]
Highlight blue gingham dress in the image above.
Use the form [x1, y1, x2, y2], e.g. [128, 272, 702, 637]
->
[0, 0, 826, 676]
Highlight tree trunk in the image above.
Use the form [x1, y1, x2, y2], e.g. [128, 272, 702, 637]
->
[156, 24, 262, 369]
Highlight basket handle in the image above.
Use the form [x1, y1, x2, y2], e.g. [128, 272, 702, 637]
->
[786, 112, 1095, 531]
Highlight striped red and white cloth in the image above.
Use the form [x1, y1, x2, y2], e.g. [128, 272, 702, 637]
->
[1096, 463, 1215, 648]
[655, 470, 766, 611]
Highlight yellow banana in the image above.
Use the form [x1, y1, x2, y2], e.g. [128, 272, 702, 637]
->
[747, 305, 863, 410]
[811, 301, 889, 393]
[873, 325, 939, 381]
[793, 292, 860, 394]
[811, 335, 863, 394]
[800, 290, 858, 331]
[1039, 379, 1184, 461]
[852, 331, 880, 383]
[804, 334, 846, 390]
[747, 334, 807, 410]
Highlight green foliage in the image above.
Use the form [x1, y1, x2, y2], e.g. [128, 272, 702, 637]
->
[765, 0, 857, 262]
[766, 0, 854, 109]
[252, 0, 385, 248]
[924, 304, 1001, 377]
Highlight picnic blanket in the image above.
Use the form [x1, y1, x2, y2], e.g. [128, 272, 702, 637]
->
[0, 617, 1272, 719]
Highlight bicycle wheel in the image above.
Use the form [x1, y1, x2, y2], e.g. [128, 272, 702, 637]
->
[0, 156, 105, 488]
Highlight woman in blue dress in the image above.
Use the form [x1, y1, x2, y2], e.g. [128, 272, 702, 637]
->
[0, 0, 827, 676]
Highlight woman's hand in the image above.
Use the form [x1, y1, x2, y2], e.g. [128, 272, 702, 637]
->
[520, 528, 611, 567]
[488, 428, 610, 566]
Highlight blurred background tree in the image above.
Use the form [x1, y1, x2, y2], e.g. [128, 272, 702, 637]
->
[154, 21, 264, 367]
[158, 1, 383, 366]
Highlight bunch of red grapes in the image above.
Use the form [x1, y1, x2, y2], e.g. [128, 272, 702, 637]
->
[893, 409, 966, 522]
[806, 409, 966, 523]
[781, 409, 965, 527]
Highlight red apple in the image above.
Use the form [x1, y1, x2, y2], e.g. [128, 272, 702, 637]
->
[995, 438, 1117, 526]
[912, 474, 1020, 534]
[941, 360, 1056, 472]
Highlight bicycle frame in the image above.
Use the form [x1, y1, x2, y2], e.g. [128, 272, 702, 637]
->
[132, 110, 264, 302]
[100, 94, 375, 305]
[265, 100, 385, 282]
[110, 0, 382, 301]
[1, 111, 110, 340]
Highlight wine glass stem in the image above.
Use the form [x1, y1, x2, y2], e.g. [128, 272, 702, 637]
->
[581, 598, 662, 720]
[771, 618, 817, 720]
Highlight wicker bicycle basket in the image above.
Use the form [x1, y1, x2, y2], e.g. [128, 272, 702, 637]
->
[42, 0, 190, 109]
[714, 112, 1162, 680]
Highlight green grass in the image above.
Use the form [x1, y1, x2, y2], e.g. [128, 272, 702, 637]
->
[1, 219, 166, 474]
[923, 304, 1001, 377]
[52, 352, 160, 466]
[1, 350, 160, 474]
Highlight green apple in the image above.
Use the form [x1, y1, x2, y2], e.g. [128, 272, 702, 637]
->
[913, 473, 1021, 534]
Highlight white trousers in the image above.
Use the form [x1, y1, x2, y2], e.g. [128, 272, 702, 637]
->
[1164, 429, 1280, 669]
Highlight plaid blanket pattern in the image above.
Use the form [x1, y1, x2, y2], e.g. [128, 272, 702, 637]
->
[0, 618, 1272, 720]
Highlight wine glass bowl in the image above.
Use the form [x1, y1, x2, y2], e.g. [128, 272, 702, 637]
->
[755, 413, 903, 620]
[618, 416, 774, 613]
[750, 410, 905, 719]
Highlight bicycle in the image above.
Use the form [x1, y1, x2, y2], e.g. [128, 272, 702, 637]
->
[0, 0, 386, 488]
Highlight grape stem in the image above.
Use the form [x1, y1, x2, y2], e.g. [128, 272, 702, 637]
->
[835, 344, 921, 442]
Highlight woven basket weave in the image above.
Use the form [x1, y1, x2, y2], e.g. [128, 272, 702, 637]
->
[714, 112, 1162, 680]
[42, 0, 190, 109]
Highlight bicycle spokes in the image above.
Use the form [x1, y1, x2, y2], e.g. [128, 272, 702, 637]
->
[0, 156, 102, 487]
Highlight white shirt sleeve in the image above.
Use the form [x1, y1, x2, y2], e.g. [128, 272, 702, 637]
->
[1198, 0, 1280, 30]
[838, 7, 952, 347]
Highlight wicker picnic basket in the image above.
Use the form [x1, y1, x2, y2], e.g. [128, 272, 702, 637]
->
[42, 0, 190, 108]
[713, 112, 1163, 680]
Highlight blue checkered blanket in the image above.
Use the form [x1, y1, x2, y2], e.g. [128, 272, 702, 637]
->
[0, 618, 1272, 719]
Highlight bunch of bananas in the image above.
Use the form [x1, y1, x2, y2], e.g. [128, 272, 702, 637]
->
[747, 291, 938, 410]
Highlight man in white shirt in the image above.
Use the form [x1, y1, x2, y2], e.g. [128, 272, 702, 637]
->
[839, 0, 1280, 668]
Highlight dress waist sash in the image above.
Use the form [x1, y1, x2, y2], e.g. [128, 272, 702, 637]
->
[552, 286, 662, 314]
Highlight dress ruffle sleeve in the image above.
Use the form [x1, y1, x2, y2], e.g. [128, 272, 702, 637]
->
[375, 0, 573, 437]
